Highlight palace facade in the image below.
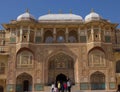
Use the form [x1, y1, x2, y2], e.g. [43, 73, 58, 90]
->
[0, 10, 120, 92]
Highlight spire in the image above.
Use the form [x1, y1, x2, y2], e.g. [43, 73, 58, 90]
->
[59, 9, 62, 14]
[70, 9, 72, 14]
[91, 8, 94, 13]
[48, 9, 51, 14]
[26, 8, 29, 13]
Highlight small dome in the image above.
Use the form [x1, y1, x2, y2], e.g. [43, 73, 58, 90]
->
[38, 14, 83, 22]
[17, 10, 35, 21]
[85, 10, 101, 22]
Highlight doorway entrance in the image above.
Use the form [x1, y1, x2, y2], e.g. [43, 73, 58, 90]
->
[23, 80, 29, 91]
[16, 73, 32, 92]
[56, 73, 67, 83]
[0, 86, 3, 92]
[48, 52, 74, 85]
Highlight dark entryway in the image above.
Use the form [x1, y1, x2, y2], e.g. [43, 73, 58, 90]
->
[56, 73, 67, 83]
[118, 85, 120, 91]
[0, 86, 3, 92]
[23, 80, 29, 91]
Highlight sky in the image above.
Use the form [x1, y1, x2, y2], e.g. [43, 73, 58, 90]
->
[0, 0, 120, 29]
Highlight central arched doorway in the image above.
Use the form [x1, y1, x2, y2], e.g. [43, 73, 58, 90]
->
[16, 73, 32, 92]
[0, 86, 3, 92]
[56, 73, 67, 83]
[48, 52, 74, 85]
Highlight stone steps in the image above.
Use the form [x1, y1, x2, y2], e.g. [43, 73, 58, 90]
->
[40, 86, 116, 92]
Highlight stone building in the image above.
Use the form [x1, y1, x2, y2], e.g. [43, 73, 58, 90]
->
[0, 9, 120, 92]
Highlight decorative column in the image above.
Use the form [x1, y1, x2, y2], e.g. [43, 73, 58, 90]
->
[99, 26, 101, 41]
[41, 28, 44, 43]
[28, 26, 30, 42]
[53, 27, 56, 43]
[78, 27, 80, 42]
[91, 26, 94, 42]
[66, 27, 68, 43]
[34, 28, 37, 43]
[20, 26, 23, 42]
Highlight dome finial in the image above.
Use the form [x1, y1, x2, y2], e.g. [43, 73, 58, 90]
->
[70, 9, 72, 14]
[91, 8, 94, 13]
[26, 8, 29, 13]
[48, 9, 51, 14]
[59, 9, 62, 14]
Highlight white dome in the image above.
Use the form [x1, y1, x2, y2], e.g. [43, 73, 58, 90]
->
[85, 11, 101, 22]
[38, 14, 83, 22]
[17, 11, 35, 21]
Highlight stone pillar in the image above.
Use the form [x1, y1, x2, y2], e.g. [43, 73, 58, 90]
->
[28, 26, 30, 42]
[99, 26, 101, 41]
[78, 27, 80, 42]
[41, 28, 44, 43]
[34, 28, 37, 43]
[66, 27, 68, 43]
[20, 26, 23, 42]
[53, 28, 56, 42]
[91, 26, 94, 42]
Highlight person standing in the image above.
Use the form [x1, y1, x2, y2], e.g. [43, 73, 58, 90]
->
[51, 82, 55, 92]
[67, 79, 71, 92]
[57, 81, 61, 92]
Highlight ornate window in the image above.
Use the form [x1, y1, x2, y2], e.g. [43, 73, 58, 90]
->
[68, 30, 78, 43]
[88, 49, 105, 67]
[44, 30, 53, 43]
[17, 50, 33, 68]
[45, 36, 53, 43]
[94, 29, 100, 41]
[35, 30, 41, 43]
[80, 31, 86, 43]
[56, 29, 65, 43]
[48, 53, 73, 69]
[90, 71, 105, 90]
[10, 29, 16, 43]
[57, 36, 65, 43]
[104, 31, 111, 43]
[0, 62, 5, 74]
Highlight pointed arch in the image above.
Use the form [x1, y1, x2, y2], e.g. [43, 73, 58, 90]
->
[90, 71, 105, 90]
[56, 30, 65, 43]
[47, 52, 74, 85]
[16, 72, 32, 92]
[16, 48, 34, 68]
[68, 30, 78, 43]
[43, 30, 53, 43]
[88, 47, 106, 67]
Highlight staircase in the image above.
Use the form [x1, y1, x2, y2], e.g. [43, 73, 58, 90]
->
[39, 85, 117, 92]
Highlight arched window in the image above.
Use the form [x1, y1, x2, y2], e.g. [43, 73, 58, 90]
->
[45, 36, 54, 43]
[0, 63, 5, 74]
[90, 71, 105, 90]
[44, 30, 53, 43]
[68, 30, 78, 43]
[57, 36, 65, 43]
[88, 49, 105, 67]
[56, 30, 65, 43]
[17, 50, 33, 68]
[116, 61, 120, 73]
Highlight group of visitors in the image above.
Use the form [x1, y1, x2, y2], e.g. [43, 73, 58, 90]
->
[51, 79, 72, 92]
